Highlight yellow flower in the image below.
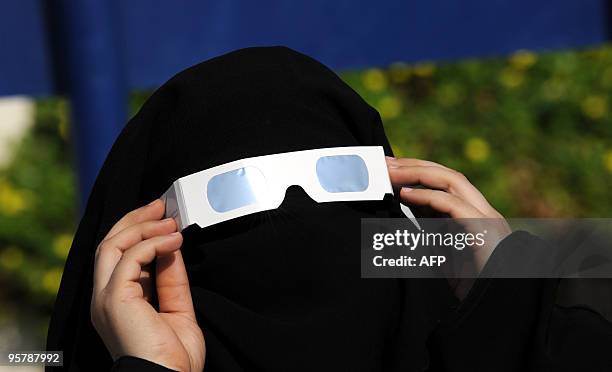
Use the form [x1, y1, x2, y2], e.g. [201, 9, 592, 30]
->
[413, 63, 436, 78]
[510, 50, 537, 70]
[541, 78, 566, 101]
[42, 267, 63, 295]
[53, 233, 73, 259]
[0, 179, 29, 215]
[0, 246, 24, 270]
[363, 68, 388, 92]
[388, 62, 412, 83]
[581, 95, 608, 120]
[464, 137, 490, 162]
[603, 150, 612, 173]
[377, 95, 402, 120]
[499, 67, 524, 89]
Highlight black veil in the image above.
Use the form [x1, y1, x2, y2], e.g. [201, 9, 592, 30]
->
[46, 46, 456, 371]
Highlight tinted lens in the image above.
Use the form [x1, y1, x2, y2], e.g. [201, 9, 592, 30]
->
[207, 167, 266, 212]
[316, 155, 369, 193]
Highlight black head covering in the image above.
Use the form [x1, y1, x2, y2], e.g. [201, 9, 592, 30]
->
[46, 46, 456, 371]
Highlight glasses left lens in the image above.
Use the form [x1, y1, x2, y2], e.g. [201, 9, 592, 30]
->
[315, 154, 369, 193]
[207, 166, 266, 212]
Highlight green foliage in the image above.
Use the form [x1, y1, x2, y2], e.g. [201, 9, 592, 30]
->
[0, 99, 76, 345]
[344, 46, 612, 217]
[2, 45, 612, 346]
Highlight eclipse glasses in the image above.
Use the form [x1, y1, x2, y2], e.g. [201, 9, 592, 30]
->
[162, 146, 415, 230]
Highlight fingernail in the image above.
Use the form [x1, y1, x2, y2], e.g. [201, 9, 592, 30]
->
[388, 164, 400, 169]
[160, 217, 174, 223]
[148, 199, 159, 206]
[385, 156, 396, 161]
[401, 187, 413, 192]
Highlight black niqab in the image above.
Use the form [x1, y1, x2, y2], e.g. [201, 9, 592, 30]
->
[47, 46, 612, 372]
[46, 46, 456, 371]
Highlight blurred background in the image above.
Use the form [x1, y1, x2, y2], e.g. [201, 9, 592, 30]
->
[1, 1, 612, 368]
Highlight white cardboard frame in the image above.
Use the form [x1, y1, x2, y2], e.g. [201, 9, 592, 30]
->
[161, 146, 413, 230]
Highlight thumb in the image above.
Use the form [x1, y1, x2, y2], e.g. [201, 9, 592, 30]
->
[156, 249, 196, 318]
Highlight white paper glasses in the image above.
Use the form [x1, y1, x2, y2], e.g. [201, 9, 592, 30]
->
[162, 146, 408, 230]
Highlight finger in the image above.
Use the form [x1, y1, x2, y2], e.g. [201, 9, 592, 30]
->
[399, 187, 485, 219]
[389, 166, 495, 215]
[105, 233, 183, 292]
[156, 250, 196, 318]
[104, 199, 165, 240]
[389, 165, 462, 190]
[386, 157, 451, 170]
[94, 218, 177, 295]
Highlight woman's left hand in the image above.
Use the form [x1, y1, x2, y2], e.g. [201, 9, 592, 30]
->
[385, 156, 512, 298]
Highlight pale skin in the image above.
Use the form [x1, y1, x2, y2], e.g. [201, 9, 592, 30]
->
[91, 199, 205, 372]
[90, 157, 511, 371]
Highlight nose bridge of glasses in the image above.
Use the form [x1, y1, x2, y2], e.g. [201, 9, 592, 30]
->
[260, 155, 316, 206]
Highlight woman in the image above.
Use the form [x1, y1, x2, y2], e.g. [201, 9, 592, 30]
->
[47, 47, 612, 372]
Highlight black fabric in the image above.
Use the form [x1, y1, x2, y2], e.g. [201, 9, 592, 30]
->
[46, 46, 612, 372]
[429, 231, 612, 372]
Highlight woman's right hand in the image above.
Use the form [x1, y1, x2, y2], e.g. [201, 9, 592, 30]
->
[91, 199, 205, 372]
